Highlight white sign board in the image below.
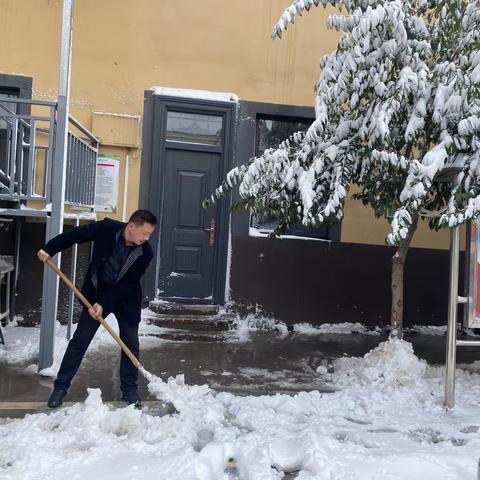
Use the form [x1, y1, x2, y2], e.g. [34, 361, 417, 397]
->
[466, 221, 480, 328]
[95, 154, 120, 213]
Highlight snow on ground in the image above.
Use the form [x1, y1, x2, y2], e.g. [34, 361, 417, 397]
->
[228, 315, 466, 341]
[0, 312, 384, 375]
[408, 325, 480, 338]
[294, 322, 382, 335]
[228, 315, 382, 342]
[1, 338, 480, 479]
[0, 316, 166, 377]
[229, 315, 290, 342]
[408, 325, 448, 336]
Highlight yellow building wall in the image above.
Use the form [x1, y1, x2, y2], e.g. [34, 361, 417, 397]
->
[0, 0, 454, 249]
[341, 189, 465, 249]
[0, 0, 332, 117]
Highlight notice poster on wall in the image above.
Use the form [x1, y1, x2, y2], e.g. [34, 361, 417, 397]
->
[95, 154, 120, 213]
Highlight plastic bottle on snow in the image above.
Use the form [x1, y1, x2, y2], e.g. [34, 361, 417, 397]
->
[225, 457, 240, 479]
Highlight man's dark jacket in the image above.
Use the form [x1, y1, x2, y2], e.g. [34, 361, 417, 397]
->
[43, 218, 154, 322]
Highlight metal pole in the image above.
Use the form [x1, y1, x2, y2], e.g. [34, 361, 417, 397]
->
[9, 217, 22, 321]
[0, 273, 4, 345]
[445, 225, 460, 409]
[38, 0, 74, 371]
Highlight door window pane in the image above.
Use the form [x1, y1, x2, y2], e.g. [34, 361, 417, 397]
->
[166, 111, 223, 146]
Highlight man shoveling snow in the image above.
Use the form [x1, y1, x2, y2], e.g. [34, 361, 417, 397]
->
[37, 209, 156, 409]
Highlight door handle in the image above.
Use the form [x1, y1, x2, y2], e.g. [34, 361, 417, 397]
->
[204, 219, 216, 246]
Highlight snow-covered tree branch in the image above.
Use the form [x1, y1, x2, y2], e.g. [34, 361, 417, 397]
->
[206, 0, 480, 335]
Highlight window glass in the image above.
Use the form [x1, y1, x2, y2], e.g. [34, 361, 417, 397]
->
[166, 111, 223, 146]
[0, 90, 19, 184]
[251, 115, 329, 239]
[256, 116, 310, 156]
[0, 91, 18, 129]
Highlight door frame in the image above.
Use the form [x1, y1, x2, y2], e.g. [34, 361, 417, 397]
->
[0, 73, 32, 110]
[0, 74, 33, 199]
[140, 91, 236, 305]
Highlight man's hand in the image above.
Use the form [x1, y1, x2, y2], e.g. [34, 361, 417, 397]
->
[37, 249, 50, 263]
[88, 303, 103, 321]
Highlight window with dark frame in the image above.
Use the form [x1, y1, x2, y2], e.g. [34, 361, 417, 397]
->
[251, 114, 330, 239]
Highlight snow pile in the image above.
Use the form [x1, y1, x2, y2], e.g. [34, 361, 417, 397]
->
[2, 338, 480, 479]
[146, 373, 220, 421]
[0, 389, 196, 479]
[229, 315, 290, 342]
[333, 338, 427, 388]
[409, 324, 447, 335]
[229, 317, 383, 342]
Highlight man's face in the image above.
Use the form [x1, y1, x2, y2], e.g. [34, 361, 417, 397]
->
[125, 222, 155, 246]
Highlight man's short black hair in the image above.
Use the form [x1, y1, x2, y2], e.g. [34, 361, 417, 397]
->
[128, 209, 157, 226]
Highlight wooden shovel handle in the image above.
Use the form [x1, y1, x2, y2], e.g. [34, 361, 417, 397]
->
[46, 258, 144, 371]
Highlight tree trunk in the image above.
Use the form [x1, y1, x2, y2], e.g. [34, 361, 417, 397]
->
[390, 215, 418, 339]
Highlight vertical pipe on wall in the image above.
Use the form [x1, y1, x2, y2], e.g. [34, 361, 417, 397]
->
[10, 217, 22, 321]
[122, 150, 129, 222]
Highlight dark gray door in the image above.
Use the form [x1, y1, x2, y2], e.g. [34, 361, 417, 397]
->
[142, 98, 235, 304]
[159, 147, 220, 299]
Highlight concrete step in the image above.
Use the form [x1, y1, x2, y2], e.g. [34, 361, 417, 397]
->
[146, 330, 228, 342]
[148, 302, 220, 316]
[144, 312, 234, 331]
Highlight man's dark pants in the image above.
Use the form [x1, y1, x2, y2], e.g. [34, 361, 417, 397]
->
[53, 307, 140, 394]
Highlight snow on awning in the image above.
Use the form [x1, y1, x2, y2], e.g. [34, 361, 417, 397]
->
[151, 86, 239, 103]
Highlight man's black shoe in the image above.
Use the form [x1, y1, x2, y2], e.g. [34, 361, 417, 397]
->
[122, 390, 142, 408]
[48, 388, 68, 409]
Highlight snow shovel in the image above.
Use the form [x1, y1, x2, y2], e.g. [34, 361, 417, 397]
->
[46, 258, 144, 371]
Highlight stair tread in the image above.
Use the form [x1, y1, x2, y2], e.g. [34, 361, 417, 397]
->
[148, 302, 220, 316]
[143, 311, 234, 332]
[145, 313, 233, 321]
[146, 331, 228, 342]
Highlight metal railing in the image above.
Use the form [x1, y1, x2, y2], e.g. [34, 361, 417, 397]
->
[0, 96, 98, 208]
[0, 97, 56, 201]
[66, 116, 99, 208]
